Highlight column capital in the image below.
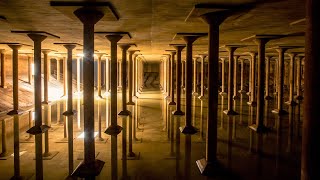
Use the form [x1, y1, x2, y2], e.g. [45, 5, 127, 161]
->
[105, 34, 123, 43]
[118, 43, 135, 51]
[170, 44, 186, 52]
[42, 49, 55, 55]
[165, 49, 176, 56]
[0, 49, 6, 54]
[27, 34, 47, 43]
[128, 50, 140, 55]
[74, 7, 104, 25]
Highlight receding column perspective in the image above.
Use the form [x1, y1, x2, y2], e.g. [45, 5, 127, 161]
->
[219, 57, 227, 96]
[127, 50, 140, 105]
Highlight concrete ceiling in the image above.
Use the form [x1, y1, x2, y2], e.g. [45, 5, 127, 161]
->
[0, 0, 305, 61]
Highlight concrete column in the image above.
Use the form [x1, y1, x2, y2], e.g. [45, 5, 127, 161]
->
[76, 57, 81, 94]
[118, 60, 122, 91]
[247, 58, 252, 96]
[73, 7, 105, 176]
[171, 44, 185, 115]
[0, 50, 7, 88]
[219, 57, 227, 96]
[265, 55, 272, 100]
[132, 54, 138, 98]
[301, 1, 320, 179]
[192, 57, 198, 96]
[166, 54, 172, 99]
[128, 51, 138, 105]
[106, 57, 110, 95]
[0, 120, 8, 158]
[247, 52, 257, 106]
[169, 51, 176, 105]
[105, 34, 123, 135]
[223, 46, 239, 115]
[286, 53, 298, 106]
[56, 59, 60, 81]
[272, 48, 288, 115]
[118, 44, 131, 116]
[7, 44, 22, 115]
[196, 11, 227, 175]
[182, 60, 185, 90]
[273, 58, 278, 96]
[27, 55, 33, 85]
[249, 38, 271, 133]
[63, 56, 67, 96]
[198, 54, 207, 100]
[179, 34, 203, 134]
[42, 50, 51, 104]
[295, 56, 304, 100]
[26, 33, 49, 180]
[238, 58, 246, 94]
[97, 54, 103, 98]
[233, 55, 240, 99]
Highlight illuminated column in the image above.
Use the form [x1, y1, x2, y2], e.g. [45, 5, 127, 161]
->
[238, 58, 246, 94]
[42, 50, 51, 104]
[0, 50, 7, 88]
[198, 54, 207, 100]
[118, 60, 122, 91]
[286, 53, 297, 106]
[76, 57, 81, 94]
[118, 43, 131, 116]
[272, 47, 289, 115]
[219, 57, 227, 96]
[265, 55, 273, 100]
[247, 52, 257, 106]
[295, 56, 304, 100]
[171, 44, 185, 115]
[178, 33, 205, 134]
[105, 57, 110, 95]
[105, 34, 123, 136]
[127, 50, 139, 105]
[301, 1, 320, 178]
[273, 58, 278, 96]
[26, 33, 51, 180]
[56, 58, 60, 81]
[132, 54, 138, 98]
[192, 57, 198, 96]
[73, 7, 105, 176]
[165, 54, 171, 99]
[97, 53, 103, 98]
[27, 54, 33, 85]
[167, 50, 176, 105]
[7, 44, 22, 115]
[63, 56, 67, 96]
[182, 60, 185, 90]
[223, 45, 241, 115]
[233, 55, 240, 100]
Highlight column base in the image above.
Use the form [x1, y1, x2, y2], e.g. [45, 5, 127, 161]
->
[0, 152, 10, 160]
[168, 101, 176, 106]
[127, 151, 140, 160]
[7, 109, 23, 116]
[172, 110, 185, 116]
[247, 101, 257, 107]
[42, 101, 51, 105]
[196, 158, 225, 176]
[219, 92, 227, 97]
[285, 101, 298, 106]
[238, 90, 246, 94]
[118, 110, 131, 116]
[271, 109, 288, 115]
[71, 159, 105, 178]
[232, 95, 240, 100]
[104, 125, 123, 135]
[198, 95, 207, 100]
[223, 110, 239, 116]
[192, 92, 199, 96]
[179, 126, 197, 134]
[264, 95, 273, 100]
[295, 95, 303, 100]
[127, 101, 135, 105]
[248, 124, 271, 134]
[42, 151, 59, 160]
[62, 110, 77, 116]
[27, 125, 50, 135]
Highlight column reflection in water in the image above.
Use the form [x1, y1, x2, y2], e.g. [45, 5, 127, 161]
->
[67, 108, 74, 177]
[97, 99, 104, 142]
[167, 107, 175, 158]
[184, 135, 192, 180]
[133, 98, 139, 142]
[167, 102, 171, 140]
[128, 104, 139, 159]
[192, 96, 196, 127]
[239, 94, 244, 125]
[287, 105, 295, 153]
[199, 100, 205, 141]
[175, 116, 181, 178]
[77, 96, 81, 130]
[43, 104, 58, 159]
[0, 119, 9, 159]
[227, 116, 233, 169]
[12, 115, 22, 179]
[220, 96, 225, 129]
[232, 99, 237, 139]
[121, 116, 128, 179]
[275, 115, 283, 176]
[111, 135, 118, 180]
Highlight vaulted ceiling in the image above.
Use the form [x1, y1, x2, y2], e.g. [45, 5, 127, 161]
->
[0, 0, 305, 61]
